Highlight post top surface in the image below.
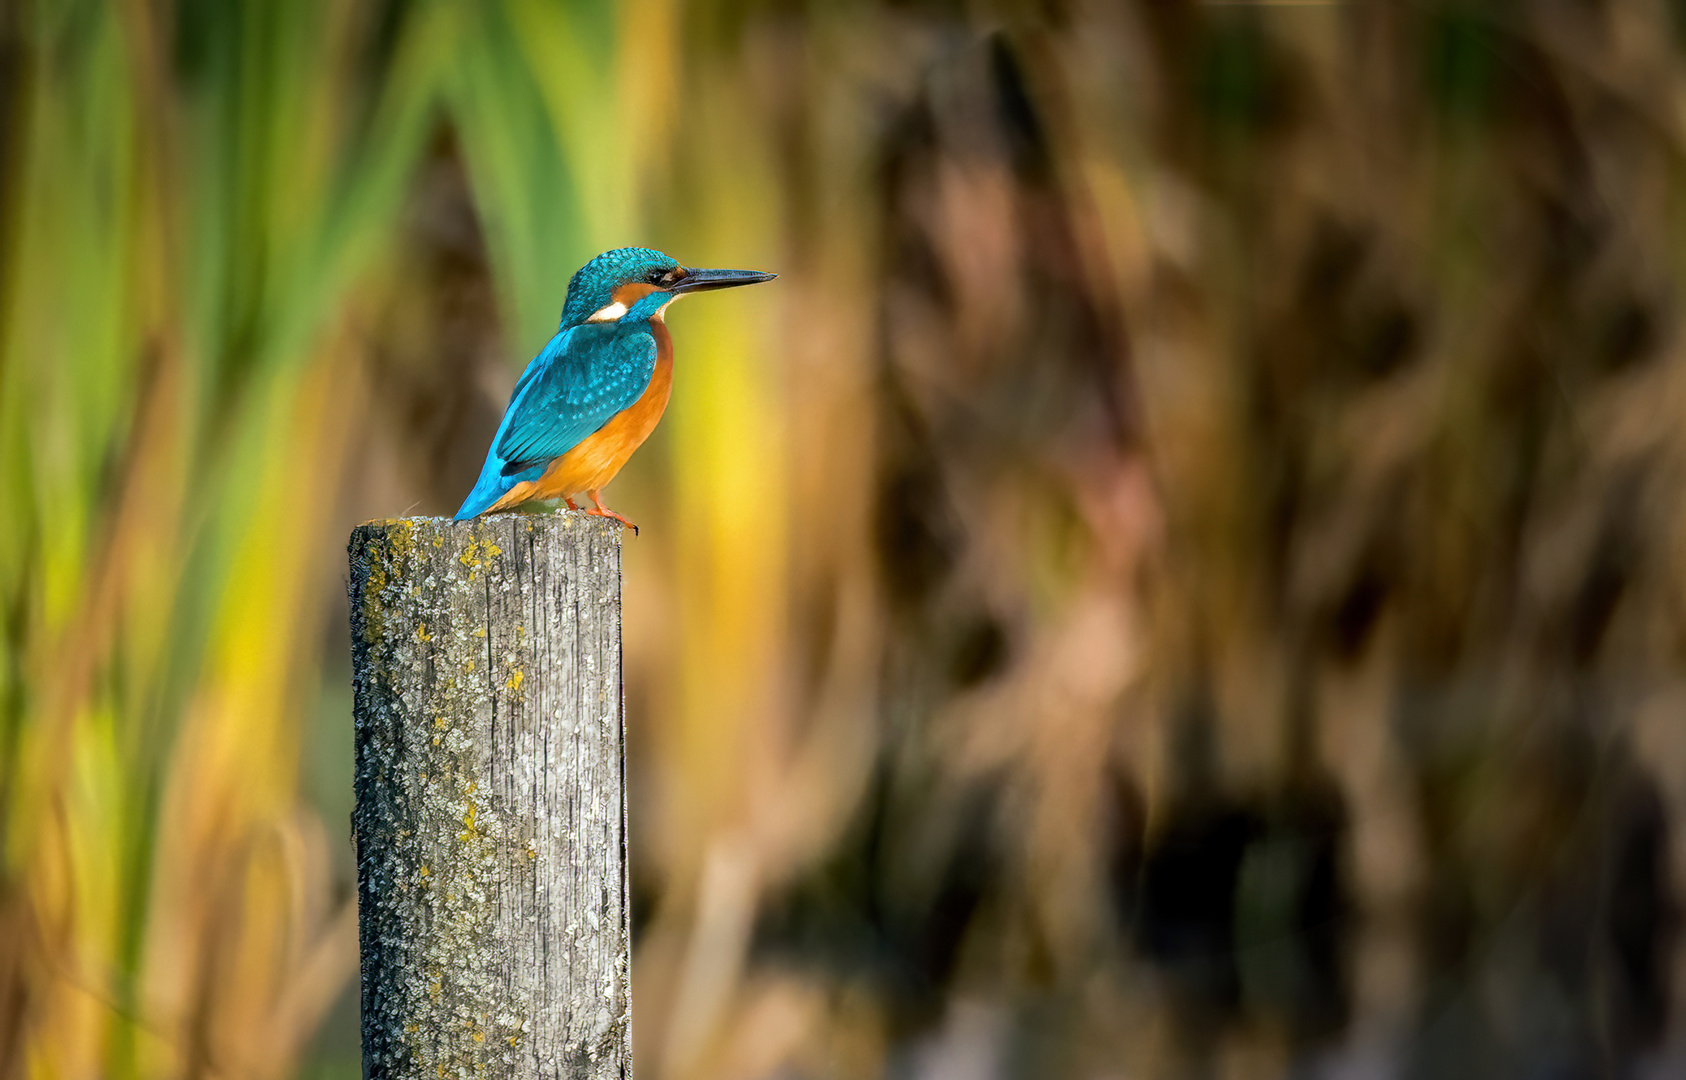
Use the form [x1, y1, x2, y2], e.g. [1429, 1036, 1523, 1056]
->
[351, 512, 628, 541]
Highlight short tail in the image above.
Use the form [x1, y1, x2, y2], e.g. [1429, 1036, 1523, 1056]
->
[454, 452, 534, 519]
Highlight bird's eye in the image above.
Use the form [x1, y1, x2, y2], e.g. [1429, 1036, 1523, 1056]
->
[647, 268, 668, 285]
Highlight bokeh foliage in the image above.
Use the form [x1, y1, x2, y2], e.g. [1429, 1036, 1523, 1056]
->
[0, 0, 669, 1074]
[5, 1, 1686, 1078]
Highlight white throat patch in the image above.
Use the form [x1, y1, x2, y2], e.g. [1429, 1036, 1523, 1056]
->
[586, 300, 628, 323]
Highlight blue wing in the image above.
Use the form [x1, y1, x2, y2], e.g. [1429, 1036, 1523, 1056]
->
[496, 323, 657, 473]
[453, 322, 657, 519]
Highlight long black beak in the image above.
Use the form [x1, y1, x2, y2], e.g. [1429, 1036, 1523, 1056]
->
[671, 267, 777, 293]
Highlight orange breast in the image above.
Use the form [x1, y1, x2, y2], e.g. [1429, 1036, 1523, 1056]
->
[489, 322, 673, 510]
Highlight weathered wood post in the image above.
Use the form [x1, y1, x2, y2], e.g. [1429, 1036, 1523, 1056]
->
[348, 514, 629, 1077]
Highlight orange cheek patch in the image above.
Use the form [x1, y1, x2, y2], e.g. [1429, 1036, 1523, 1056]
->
[611, 282, 660, 306]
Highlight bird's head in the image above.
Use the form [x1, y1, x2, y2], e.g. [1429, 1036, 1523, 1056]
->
[559, 247, 776, 328]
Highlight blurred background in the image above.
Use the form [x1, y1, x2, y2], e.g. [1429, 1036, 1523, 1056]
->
[4, 0, 1686, 1077]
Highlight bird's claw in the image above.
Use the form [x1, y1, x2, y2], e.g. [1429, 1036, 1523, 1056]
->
[584, 506, 639, 536]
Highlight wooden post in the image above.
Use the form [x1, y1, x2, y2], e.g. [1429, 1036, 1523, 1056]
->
[347, 515, 629, 1078]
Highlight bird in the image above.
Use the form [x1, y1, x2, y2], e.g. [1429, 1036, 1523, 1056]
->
[454, 247, 775, 530]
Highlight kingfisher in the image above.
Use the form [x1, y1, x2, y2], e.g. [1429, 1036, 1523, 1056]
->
[455, 247, 775, 529]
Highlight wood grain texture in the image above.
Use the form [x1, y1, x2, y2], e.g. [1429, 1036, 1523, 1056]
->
[348, 514, 628, 1078]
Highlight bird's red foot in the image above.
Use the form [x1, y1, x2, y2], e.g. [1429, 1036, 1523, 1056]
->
[564, 497, 580, 511]
[585, 490, 638, 536]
